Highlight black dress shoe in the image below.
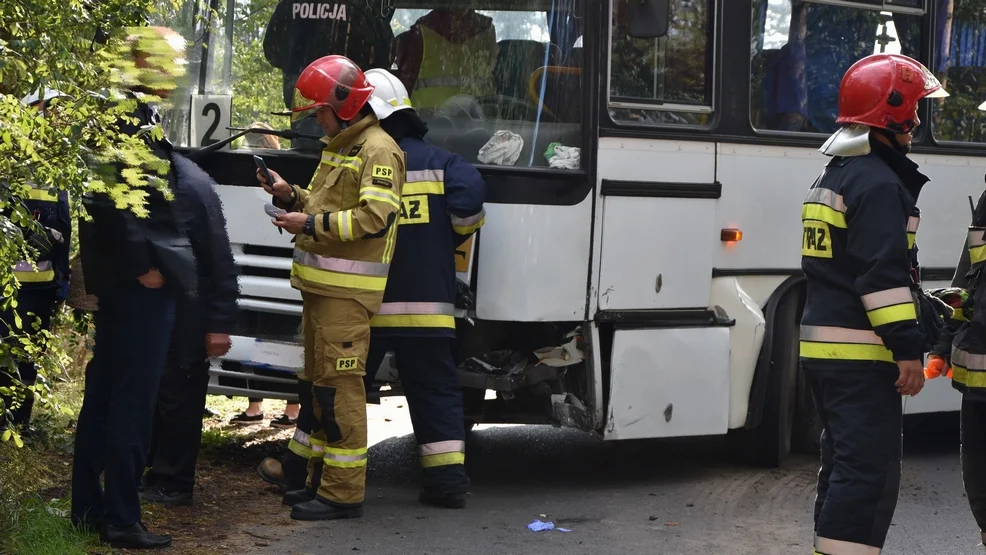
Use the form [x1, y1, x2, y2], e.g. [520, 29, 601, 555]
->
[140, 486, 193, 506]
[101, 522, 172, 550]
[282, 486, 316, 506]
[419, 490, 467, 509]
[290, 498, 363, 521]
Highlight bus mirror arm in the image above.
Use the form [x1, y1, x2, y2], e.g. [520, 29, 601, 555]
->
[193, 127, 323, 154]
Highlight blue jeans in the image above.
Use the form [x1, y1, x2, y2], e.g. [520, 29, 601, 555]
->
[71, 282, 176, 528]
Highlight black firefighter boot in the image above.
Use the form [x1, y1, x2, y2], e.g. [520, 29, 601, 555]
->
[282, 458, 321, 506]
[290, 496, 363, 521]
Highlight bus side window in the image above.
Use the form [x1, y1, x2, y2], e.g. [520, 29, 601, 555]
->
[608, 0, 713, 127]
[750, 0, 923, 135]
[391, 2, 584, 170]
[932, 0, 986, 144]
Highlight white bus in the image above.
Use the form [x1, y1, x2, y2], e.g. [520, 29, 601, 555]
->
[159, 0, 984, 467]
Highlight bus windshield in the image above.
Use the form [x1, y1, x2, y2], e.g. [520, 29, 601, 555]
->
[159, 0, 584, 171]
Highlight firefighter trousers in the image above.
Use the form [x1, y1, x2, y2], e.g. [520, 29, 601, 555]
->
[364, 336, 470, 495]
[961, 396, 986, 544]
[804, 360, 902, 554]
[0, 286, 57, 429]
[300, 292, 369, 507]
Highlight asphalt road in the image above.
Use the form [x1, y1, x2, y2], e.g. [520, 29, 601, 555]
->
[240, 397, 983, 555]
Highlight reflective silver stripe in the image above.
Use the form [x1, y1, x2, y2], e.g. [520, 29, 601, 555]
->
[359, 188, 400, 205]
[292, 429, 311, 447]
[416, 76, 463, 89]
[803, 187, 846, 212]
[907, 215, 920, 233]
[377, 302, 455, 315]
[800, 325, 884, 345]
[952, 346, 986, 372]
[406, 169, 445, 182]
[13, 260, 52, 272]
[451, 209, 485, 228]
[323, 452, 368, 463]
[293, 248, 389, 276]
[860, 287, 913, 311]
[815, 536, 880, 555]
[311, 443, 325, 453]
[419, 440, 466, 456]
[969, 227, 986, 248]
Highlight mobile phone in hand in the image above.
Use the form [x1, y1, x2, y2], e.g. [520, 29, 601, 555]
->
[264, 202, 287, 218]
[254, 155, 276, 188]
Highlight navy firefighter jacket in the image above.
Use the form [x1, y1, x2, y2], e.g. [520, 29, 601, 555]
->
[800, 138, 926, 366]
[369, 136, 486, 338]
[8, 185, 72, 297]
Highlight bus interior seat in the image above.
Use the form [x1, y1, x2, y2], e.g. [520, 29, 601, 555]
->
[529, 66, 582, 124]
[494, 40, 561, 100]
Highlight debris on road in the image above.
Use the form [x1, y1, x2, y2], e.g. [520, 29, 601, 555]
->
[528, 519, 573, 533]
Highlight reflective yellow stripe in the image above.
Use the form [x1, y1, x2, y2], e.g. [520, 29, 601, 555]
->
[370, 314, 456, 328]
[13, 269, 55, 283]
[323, 446, 368, 468]
[288, 438, 313, 459]
[382, 219, 398, 264]
[952, 365, 986, 388]
[359, 186, 400, 210]
[972, 245, 986, 265]
[26, 188, 58, 202]
[336, 210, 353, 241]
[321, 151, 362, 172]
[310, 437, 326, 453]
[291, 263, 387, 291]
[420, 452, 466, 468]
[801, 203, 847, 228]
[907, 232, 916, 249]
[866, 303, 917, 327]
[403, 180, 445, 196]
[451, 210, 485, 235]
[799, 341, 895, 363]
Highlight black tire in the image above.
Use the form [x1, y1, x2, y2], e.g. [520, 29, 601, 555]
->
[792, 363, 822, 455]
[727, 290, 801, 468]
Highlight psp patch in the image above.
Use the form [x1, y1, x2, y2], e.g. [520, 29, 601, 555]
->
[336, 357, 359, 371]
[371, 165, 395, 179]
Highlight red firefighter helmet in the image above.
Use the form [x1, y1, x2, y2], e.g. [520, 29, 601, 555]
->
[291, 55, 374, 122]
[836, 53, 948, 134]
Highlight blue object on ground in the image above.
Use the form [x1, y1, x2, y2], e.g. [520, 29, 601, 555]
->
[528, 519, 555, 532]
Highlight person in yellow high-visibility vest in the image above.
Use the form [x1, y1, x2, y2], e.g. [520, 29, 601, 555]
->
[396, 9, 499, 111]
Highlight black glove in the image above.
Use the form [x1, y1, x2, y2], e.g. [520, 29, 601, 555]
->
[917, 289, 952, 353]
[454, 279, 475, 312]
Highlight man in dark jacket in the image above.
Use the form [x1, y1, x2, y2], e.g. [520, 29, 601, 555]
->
[140, 154, 239, 507]
[71, 26, 194, 550]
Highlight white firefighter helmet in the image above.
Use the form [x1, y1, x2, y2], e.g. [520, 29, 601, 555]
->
[365, 68, 414, 120]
[20, 88, 68, 107]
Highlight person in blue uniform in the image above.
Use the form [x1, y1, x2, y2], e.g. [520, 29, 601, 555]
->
[0, 89, 73, 432]
[798, 53, 950, 555]
[263, 67, 486, 510]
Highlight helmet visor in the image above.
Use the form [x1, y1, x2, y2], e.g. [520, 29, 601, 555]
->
[290, 88, 322, 122]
